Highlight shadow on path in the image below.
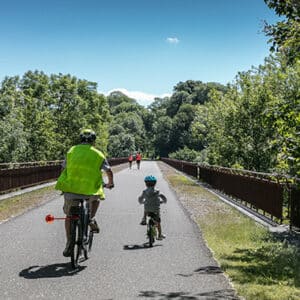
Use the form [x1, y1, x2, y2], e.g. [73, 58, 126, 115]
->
[138, 288, 239, 299]
[123, 243, 163, 250]
[19, 263, 86, 279]
[176, 266, 223, 277]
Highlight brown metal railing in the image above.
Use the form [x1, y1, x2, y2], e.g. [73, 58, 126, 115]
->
[0, 158, 128, 194]
[0, 161, 62, 193]
[161, 157, 299, 228]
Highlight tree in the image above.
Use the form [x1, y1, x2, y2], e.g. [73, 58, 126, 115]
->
[263, 0, 300, 64]
[108, 133, 135, 157]
[152, 116, 173, 157]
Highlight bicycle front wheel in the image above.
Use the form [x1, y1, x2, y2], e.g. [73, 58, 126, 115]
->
[84, 230, 94, 259]
[70, 219, 82, 269]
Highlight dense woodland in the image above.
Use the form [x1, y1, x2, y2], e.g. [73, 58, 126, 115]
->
[0, 0, 299, 177]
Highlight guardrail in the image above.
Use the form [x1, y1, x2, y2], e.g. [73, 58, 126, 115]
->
[161, 157, 300, 230]
[0, 158, 128, 194]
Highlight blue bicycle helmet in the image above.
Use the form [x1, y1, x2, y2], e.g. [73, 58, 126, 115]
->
[144, 175, 157, 182]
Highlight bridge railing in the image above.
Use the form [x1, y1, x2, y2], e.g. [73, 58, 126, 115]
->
[0, 158, 128, 194]
[161, 157, 300, 229]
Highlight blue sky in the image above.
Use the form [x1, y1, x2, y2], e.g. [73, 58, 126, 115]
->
[0, 0, 281, 106]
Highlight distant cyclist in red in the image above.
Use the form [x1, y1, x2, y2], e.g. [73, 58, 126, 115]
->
[128, 153, 133, 169]
[136, 152, 142, 170]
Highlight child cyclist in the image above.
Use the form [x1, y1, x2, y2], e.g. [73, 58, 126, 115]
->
[138, 175, 167, 240]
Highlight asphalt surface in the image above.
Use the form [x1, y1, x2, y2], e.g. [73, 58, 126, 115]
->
[0, 161, 238, 300]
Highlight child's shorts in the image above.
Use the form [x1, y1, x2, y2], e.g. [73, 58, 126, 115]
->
[146, 211, 161, 222]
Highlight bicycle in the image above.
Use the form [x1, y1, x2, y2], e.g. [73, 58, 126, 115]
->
[45, 184, 113, 269]
[69, 184, 114, 269]
[45, 200, 94, 269]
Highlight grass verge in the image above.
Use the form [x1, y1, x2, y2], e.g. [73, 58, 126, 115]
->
[160, 163, 300, 300]
[0, 186, 59, 222]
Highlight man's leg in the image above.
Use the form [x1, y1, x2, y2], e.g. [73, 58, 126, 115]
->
[63, 197, 79, 257]
[65, 218, 71, 240]
[89, 197, 100, 233]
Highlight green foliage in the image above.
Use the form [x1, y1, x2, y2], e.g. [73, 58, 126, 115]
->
[188, 56, 299, 176]
[108, 133, 135, 157]
[152, 115, 173, 157]
[169, 146, 200, 162]
[0, 71, 111, 162]
[106, 92, 149, 156]
[263, 0, 300, 64]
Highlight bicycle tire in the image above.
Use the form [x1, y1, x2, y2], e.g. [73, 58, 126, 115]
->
[148, 221, 155, 247]
[84, 229, 94, 259]
[70, 219, 82, 269]
[88, 230, 94, 252]
[83, 209, 90, 260]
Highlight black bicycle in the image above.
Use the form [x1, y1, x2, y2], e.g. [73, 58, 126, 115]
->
[68, 184, 113, 269]
[69, 198, 94, 269]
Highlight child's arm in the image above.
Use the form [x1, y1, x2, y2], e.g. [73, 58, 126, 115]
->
[138, 191, 145, 204]
[159, 193, 167, 203]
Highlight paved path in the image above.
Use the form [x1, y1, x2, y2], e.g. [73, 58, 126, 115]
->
[0, 161, 238, 299]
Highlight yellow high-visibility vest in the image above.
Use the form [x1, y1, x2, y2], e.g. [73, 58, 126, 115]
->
[55, 144, 105, 198]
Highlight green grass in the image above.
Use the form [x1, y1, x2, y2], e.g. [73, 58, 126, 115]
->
[0, 186, 60, 222]
[166, 172, 300, 300]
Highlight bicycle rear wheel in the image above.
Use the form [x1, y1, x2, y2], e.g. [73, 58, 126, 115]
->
[148, 221, 155, 247]
[70, 219, 82, 269]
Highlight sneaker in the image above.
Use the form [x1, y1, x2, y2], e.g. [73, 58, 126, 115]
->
[157, 234, 166, 240]
[140, 219, 146, 225]
[63, 241, 71, 257]
[89, 218, 100, 233]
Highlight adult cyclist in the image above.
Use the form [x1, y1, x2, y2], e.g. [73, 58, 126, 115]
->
[55, 129, 114, 257]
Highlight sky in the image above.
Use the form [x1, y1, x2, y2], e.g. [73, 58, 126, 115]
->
[0, 0, 281, 106]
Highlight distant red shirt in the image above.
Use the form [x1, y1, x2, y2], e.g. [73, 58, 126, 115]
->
[136, 153, 141, 161]
[128, 155, 133, 162]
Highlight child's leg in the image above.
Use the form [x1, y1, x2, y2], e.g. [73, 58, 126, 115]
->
[157, 221, 162, 236]
[140, 211, 147, 225]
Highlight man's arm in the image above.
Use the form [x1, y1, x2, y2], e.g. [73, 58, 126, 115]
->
[101, 159, 114, 189]
[105, 169, 114, 189]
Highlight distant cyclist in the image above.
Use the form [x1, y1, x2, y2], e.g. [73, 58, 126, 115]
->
[55, 129, 114, 257]
[138, 175, 167, 240]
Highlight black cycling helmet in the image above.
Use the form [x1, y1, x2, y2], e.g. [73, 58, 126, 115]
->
[144, 175, 157, 186]
[80, 129, 96, 143]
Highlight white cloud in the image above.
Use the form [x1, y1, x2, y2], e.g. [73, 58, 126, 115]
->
[166, 37, 179, 44]
[102, 88, 171, 107]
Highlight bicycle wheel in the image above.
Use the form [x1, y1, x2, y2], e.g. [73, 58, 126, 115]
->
[148, 221, 155, 247]
[82, 209, 89, 260]
[88, 230, 94, 252]
[83, 229, 94, 259]
[70, 219, 82, 269]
